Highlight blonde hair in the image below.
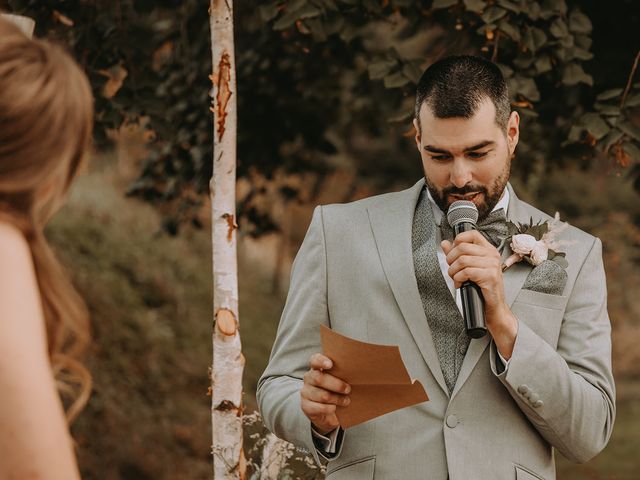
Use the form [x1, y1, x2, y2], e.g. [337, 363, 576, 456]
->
[0, 18, 93, 422]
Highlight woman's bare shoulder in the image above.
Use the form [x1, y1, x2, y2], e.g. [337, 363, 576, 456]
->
[0, 219, 30, 261]
[0, 219, 43, 335]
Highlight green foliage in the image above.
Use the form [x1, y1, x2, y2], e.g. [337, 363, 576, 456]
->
[7, 0, 639, 234]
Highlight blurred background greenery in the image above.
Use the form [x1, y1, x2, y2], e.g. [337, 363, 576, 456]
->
[2, 0, 639, 478]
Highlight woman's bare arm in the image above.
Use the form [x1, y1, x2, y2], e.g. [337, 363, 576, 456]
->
[0, 222, 81, 480]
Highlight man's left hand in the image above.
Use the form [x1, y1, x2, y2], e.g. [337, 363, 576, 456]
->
[442, 230, 518, 359]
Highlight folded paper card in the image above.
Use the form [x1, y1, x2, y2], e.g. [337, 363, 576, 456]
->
[320, 325, 429, 429]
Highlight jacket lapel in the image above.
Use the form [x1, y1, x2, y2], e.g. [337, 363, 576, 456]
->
[451, 183, 533, 399]
[366, 178, 450, 397]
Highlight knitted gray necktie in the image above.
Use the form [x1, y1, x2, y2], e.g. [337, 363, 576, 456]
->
[439, 206, 508, 248]
[412, 187, 469, 394]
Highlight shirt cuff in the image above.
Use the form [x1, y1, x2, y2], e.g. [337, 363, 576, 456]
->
[496, 315, 519, 372]
[311, 424, 340, 454]
[497, 349, 511, 370]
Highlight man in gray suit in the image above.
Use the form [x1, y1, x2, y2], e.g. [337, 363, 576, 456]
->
[257, 55, 615, 479]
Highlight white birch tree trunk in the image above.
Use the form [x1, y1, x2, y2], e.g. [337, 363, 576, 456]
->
[209, 1, 245, 478]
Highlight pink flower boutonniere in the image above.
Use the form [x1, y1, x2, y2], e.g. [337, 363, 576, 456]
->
[501, 213, 573, 272]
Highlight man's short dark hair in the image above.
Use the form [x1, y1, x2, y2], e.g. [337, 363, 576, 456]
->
[414, 55, 511, 133]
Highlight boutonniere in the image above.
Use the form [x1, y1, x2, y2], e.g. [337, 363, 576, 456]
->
[501, 213, 572, 272]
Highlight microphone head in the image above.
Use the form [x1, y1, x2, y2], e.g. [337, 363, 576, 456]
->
[447, 200, 478, 227]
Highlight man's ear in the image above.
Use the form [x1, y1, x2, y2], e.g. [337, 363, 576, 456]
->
[507, 111, 520, 155]
[413, 118, 421, 152]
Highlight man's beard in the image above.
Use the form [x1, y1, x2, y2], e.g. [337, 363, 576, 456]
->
[424, 160, 510, 221]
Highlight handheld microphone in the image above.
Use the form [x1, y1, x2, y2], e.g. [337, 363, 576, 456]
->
[446, 200, 487, 339]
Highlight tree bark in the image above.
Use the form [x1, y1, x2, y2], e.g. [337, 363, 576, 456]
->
[209, 1, 245, 478]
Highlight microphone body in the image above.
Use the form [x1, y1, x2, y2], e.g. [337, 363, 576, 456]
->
[447, 201, 487, 339]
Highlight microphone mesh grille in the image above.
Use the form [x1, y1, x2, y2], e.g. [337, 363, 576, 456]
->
[446, 200, 478, 226]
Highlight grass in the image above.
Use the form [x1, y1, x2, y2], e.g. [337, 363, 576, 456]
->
[47, 158, 640, 479]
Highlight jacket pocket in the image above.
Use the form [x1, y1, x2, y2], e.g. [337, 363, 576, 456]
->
[326, 455, 375, 479]
[515, 464, 545, 480]
[514, 289, 568, 310]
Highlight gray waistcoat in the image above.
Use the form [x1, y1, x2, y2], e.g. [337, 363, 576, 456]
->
[411, 187, 470, 394]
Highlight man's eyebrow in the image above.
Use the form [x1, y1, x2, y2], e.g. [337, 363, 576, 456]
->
[423, 140, 496, 154]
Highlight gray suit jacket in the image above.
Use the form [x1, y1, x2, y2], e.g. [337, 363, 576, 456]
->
[257, 178, 615, 479]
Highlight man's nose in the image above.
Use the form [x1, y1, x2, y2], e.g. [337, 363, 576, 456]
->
[449, 159, 472, 188]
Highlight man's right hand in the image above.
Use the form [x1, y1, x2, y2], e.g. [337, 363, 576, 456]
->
[301, 353, 351, 435]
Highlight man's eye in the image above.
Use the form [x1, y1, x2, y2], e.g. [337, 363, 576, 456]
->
[468, 152, 488, 158]
[431, 155, 450, 161]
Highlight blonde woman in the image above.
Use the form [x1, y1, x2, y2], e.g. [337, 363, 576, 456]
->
[0, 17, 93, 479]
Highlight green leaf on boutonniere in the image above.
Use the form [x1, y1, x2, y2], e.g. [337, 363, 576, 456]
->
[552, 256, 569, 269]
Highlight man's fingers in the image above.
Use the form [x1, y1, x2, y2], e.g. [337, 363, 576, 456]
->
[301, 399, 338, 417]
[452, 266, 500, 285]
[453, 230, 492, 247]
[301, 384, 351, 406]
[441, 240, 453, 255]
[309, 353, 332, 370]
[304, 368, 351, 394]
[445, 242, 493, 265]
[447, 255, 499, 278]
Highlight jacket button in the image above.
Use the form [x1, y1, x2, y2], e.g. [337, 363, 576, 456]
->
[446, 414, 459, 428]
[533, 400, 544, 408]
[529, 392, 540, 403]
[517, 385, 530, 395]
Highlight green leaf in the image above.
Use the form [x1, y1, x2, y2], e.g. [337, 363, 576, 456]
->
[258, 4, 280, 22]
[572, 47, 593, 61]
[368, 58, 398, 80]
[339, 23, 359, 42]
[594, 103, 621, 117]
[306, 18, 327, 41]
[323, 13, 345, 35]
[297, 4, 323, 19]
[481, 6, 507, 23]
[402, 62, 423, 83]
[463, 0, 486, 13]
[549, 18, 569, 38]
[600, 129, 623, 152]
[622, 142, 640, 162]
[522, 26, 547, 53]
[496, 0, 521, 13]
[562, 63, 593, 86]
[432, 0, 459, 9]
[498, 18, 520, 42]
[513, 53, 534, 69]
[567, 125, 584, 142]
[625, 93, 640, 108]
[568, 9, 592, 34]
[509, 75, 540, 101]
[525, 1, 541, 20]
[383, 71, 410, 88]
[581, 113, 610, 140]
[619, 121, 640, 141]
[551, 0, 568, 16]
[496, 62, 514, 78]
[534, 55, 552, 74]
[363, 0, 383, 13]
[575, 34, 593, 51]
[387, 109, 414, 123]
[273, 11, 298, 30]
[596, 91, 621, 103]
